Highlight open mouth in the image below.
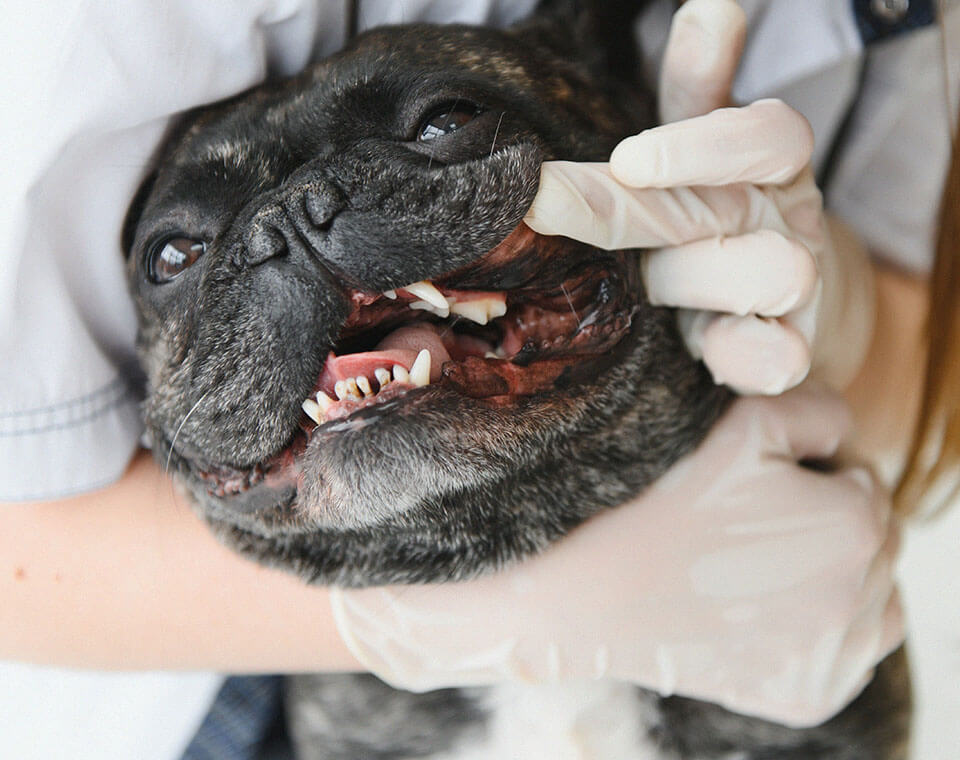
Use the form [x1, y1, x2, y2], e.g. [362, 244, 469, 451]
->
[193, 223, 641, 500]
[300, 223, 641, 430]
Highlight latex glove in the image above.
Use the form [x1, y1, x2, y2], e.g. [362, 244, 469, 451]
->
[331, 388, 903, 728]
[524, 0, 875, 394]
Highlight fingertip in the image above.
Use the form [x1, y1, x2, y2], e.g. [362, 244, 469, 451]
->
[701, 316, 811, 395]
[746, 100, 815, 182]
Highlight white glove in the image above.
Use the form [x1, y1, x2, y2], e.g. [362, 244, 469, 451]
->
[524, 0, 875, 395]
[331, 388, 903, 728]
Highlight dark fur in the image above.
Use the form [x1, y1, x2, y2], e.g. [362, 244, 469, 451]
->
[124, 3, 909, 757]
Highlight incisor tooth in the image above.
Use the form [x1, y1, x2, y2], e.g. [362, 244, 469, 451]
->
[404, 281, 449, 311]
[316, 391, 335, 413]
[393, 365, 410, 384]
[374, 368, 391, 387]
[356, 375, 373, 397]
[383, 290, 397, 299]
[410, 349, 431, 387]
[334, 380, 349, 401]
[302, 398, 323, 425]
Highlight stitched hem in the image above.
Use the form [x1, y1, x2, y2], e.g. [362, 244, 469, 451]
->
[0, 377, 135, 437]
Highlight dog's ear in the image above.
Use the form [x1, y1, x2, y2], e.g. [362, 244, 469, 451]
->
[518, 0, 660, 83]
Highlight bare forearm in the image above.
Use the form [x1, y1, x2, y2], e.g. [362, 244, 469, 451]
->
[0, 449, 362, 672]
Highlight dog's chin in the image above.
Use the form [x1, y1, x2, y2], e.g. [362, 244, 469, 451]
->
[172, 223, 643, 532]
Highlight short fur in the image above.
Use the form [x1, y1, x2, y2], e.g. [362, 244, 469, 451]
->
[124, 2, 909, 757]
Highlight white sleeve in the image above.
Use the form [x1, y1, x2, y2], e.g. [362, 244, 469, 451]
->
[0, 0, 330, 500]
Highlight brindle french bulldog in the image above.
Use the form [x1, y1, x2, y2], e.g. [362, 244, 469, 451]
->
[123, 1, 909, 757]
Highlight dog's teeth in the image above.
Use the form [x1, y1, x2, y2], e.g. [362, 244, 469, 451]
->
[449, 300, 489, 325]
[404, 281, 449, 311]
[345, 378, 362, 399]
[449, 297, 508, 325]
[356, 375, 373, 397]
[374, 368, 391, 388]
[334, 380, 350, 401]
[383, 290, 397, 300]
[316, 391, 335, 413]
[484, 351, 500, 359]
[302, 399, 323, 425]
[409, 300, 450, 319]
[410, 349, 431, 387]
[392, 365, 410, 384]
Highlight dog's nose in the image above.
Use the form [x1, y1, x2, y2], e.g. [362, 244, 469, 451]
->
[235, 177, 347, 268]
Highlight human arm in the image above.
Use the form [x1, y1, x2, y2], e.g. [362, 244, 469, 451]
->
[0, 449, 362, 672]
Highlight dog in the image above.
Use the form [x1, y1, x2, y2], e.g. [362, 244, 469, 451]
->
[123, 1, 910, 757]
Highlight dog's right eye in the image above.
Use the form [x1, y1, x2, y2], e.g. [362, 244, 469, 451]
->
[147, 237, 207, 283]
[417, 103, 481, 142]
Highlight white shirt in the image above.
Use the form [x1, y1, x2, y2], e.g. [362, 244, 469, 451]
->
[0, 1, 956, 758]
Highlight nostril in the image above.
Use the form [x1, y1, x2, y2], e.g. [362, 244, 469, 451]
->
[302, 183, 346, 232]
[245, 222, 288, 266]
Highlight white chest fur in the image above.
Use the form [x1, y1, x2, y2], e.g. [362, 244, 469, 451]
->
[435, 681, 665, 760]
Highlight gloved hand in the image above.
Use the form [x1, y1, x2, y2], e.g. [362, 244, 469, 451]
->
[331, 388, 903, 728]
[524, 0, 875, 394]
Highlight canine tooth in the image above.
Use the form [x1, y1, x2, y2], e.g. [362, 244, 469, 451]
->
[383, 290, 397, 299]
[374, 368, 391, 387]
[302, 399, 323, 425]
[393, 365, 410, 384]
[409, 300, 450, 319]
[316, 391, 335, 413]
[356, 375, 373, 397]
[410, 349, 431, 387]
[404, 281, 449, 311]
[334, 380, 349, 401]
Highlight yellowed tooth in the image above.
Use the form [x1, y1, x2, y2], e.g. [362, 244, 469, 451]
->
[374, 368, 391, 388]
[449, 300, 491, 325]
[487, 299, 507, 320]
[409, 300, 450, 319]
[334, 380, 349, 401]
[316, 391, 335, 414]
[404, 281, 449, 312]
[410, 349, 431, 387]
[345, 378, 361, 399]
[356, 375, 373, 397]
[302, 398, 323, 425]
[393, 365, 410, 384]
[383, 290, 397, 299]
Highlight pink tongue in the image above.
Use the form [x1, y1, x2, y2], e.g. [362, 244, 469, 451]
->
[318, 324, 450, 393]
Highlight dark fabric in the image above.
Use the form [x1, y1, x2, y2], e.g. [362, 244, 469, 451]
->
[853, 0, 935, 45]
[179, 675, 291, 760]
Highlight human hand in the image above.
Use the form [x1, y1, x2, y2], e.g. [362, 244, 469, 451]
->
[524, 0, 875, 394]
[331, 388, 903, 727]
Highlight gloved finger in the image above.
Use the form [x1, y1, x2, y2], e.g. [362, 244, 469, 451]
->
[643, 230, 818, 316]
[691, 314, 812, 396]
[526, 162, 791, 249]
[609, 100, 815, 188]
[659, 0, 746, 123]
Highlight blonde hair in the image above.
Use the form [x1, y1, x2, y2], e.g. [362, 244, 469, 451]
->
[895, 114, 960, 515]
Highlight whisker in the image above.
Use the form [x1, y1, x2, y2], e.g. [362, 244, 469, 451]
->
[438, 315, 462, 338]
[489, 111, 505, 159]
[165, 390, 210, 474]
[561, 283, 582, 329]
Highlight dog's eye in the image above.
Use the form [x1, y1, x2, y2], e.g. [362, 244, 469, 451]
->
[418, 104, 481, 141]
[147, 237, 207, 283]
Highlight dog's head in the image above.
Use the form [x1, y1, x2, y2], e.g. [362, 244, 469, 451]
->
[124, 5, 729, 585]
